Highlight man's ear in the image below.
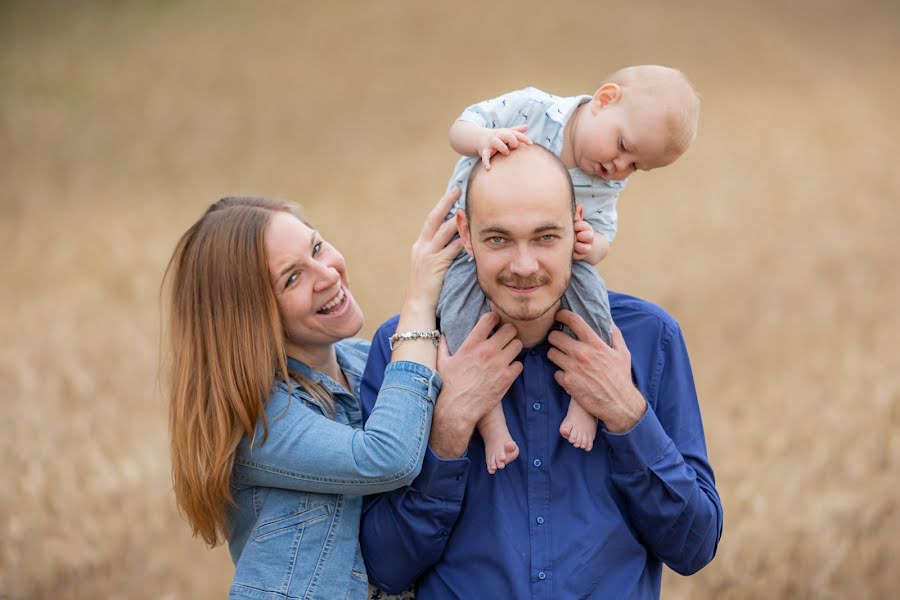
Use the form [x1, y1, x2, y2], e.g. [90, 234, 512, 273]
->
[590, 83, 622, 113]
[455, 210, 474, 257]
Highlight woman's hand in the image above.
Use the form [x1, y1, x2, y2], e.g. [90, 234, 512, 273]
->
[404, 186, 464, 312]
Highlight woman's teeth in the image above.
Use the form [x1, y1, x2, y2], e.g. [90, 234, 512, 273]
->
[318, 288, 345, 314]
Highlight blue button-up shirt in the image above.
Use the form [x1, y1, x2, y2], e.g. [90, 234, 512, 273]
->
[360, 292, 723, 599]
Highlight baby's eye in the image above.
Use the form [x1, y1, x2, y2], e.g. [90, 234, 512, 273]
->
[285, 273, 298, 289]
[618, 138, 626, 152]
[312, 241, 322, 256]
[631, 162, 638, 171]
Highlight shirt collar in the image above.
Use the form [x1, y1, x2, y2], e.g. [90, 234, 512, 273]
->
[547, 93, 593, 127]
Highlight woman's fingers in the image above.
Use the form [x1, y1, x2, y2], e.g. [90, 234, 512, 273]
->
[432, 216, 459, 249]
[421, 187, 460, 239]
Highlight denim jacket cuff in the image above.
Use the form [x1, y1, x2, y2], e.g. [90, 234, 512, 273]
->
[382, 361, 443, 406]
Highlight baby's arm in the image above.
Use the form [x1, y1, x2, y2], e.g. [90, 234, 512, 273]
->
[573, 204, 611, 265]
[573, 219, 611, 264]
[449, 121, 532, 170]
[576, 178, 624, 265]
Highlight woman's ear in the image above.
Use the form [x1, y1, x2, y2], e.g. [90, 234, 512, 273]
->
[590, 83, 622, 113]
[455, 210, 474, 258]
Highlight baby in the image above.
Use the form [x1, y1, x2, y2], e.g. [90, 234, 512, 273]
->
[437, 65, 700, 473]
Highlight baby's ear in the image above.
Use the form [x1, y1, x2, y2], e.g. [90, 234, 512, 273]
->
[575, 203, 584, 221]
[591, 83, 622, 111]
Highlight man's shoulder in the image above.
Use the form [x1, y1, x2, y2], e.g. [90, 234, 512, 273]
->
[609, 291, 682, 337]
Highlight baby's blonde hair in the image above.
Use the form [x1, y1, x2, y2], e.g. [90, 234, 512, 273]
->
[604, 65, 701, 157]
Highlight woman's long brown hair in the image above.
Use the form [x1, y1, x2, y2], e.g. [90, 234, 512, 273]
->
[162, 196, 330, 547]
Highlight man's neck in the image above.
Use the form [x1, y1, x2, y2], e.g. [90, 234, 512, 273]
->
[494, 301, 560, 348]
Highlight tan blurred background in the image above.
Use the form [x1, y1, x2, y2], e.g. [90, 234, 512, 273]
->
[2, 0, 899, 598]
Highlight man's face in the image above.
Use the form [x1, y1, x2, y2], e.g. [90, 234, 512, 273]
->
[458, 156, 575, 326]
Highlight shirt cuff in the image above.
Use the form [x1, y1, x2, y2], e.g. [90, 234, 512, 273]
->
[601, 404, 674, 474]
[410, 446, 470, 501]
[457, 111, 488, 128]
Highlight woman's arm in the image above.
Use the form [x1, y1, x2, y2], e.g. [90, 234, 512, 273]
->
[233, 188, 464, 496]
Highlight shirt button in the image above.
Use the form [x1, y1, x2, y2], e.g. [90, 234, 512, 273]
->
[538, 572, 547, 580]
[532, 402, 541, 410]
[536, 516, 545, 524]
[533, 459, 542, 468]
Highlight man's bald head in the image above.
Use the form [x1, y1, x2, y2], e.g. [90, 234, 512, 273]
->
[464, 145, 576, 224]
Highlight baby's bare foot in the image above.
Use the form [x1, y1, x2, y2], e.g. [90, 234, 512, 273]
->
[486, 439, 519, 474]
[560, 413, 596, 452]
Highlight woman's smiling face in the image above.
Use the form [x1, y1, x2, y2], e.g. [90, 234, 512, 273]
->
[265, 211, 364, 359]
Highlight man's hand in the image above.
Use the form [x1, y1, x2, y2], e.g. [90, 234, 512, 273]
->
[573, 219, 595, 261]
[430, 313, 523, 458]
[476, 125, 533, 169]
[547, 310, 647, 433]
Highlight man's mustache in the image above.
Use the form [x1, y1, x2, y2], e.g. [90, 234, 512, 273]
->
[497, 273, 551, 288]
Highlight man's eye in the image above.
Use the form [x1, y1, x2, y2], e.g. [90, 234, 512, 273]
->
[540, 235, 558, 242]
[285, 273, 298, 289]
[488, 236, 504, 244]
[312, 242, 322, 256]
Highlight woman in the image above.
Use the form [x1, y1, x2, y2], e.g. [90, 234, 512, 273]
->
[163, 189, 463, 599]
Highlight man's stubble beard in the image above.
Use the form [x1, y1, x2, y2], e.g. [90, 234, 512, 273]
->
[472, 253, 572, 323]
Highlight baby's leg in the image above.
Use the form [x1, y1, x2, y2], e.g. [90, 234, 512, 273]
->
[437, 251, 491, 354]
[562, 261, 612, 344]
[477, 404, 519, 474]
[557, 261, 611, 451]
[559, 399, 598, 451]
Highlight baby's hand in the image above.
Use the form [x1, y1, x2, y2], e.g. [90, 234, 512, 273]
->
[477, 125, 532, 169]
[573, 219, 594, 261]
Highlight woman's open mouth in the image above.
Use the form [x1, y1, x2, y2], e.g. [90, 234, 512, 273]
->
[317, 287, 348, 315]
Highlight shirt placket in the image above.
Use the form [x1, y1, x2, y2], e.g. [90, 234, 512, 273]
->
[524, 349, 552, 597]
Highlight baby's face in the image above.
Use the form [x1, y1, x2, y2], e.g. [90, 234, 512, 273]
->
[572, 97, 679, 181]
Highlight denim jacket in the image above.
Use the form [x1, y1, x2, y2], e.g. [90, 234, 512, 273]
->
[226, 339, 440, 600]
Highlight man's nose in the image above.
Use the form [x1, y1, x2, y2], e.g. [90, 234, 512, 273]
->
[312, 263, 341, 292]
[509, 246, 539, 276]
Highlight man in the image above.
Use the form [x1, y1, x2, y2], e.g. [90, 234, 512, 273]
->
[360, 145, 723, 598]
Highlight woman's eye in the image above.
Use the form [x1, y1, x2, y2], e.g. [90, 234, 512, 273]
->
[285, 273, 298, 289]
[312, 242, 322, 256]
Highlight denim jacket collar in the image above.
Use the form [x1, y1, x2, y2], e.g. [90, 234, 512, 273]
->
[286, 341, 364, 396]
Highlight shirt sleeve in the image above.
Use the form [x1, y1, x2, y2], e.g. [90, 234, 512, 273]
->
[231, 360, 439, 497]
[600, 321, 724, 575]
[359, 316, 471, 594]
[576, 177, 624, 242]
[456, 87, 545, 130]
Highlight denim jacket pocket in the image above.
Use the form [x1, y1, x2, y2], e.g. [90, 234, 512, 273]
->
[252, 503, 332, 542]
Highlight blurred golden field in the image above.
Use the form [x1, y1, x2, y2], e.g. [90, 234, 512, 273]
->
[2, 1, 898, 598]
